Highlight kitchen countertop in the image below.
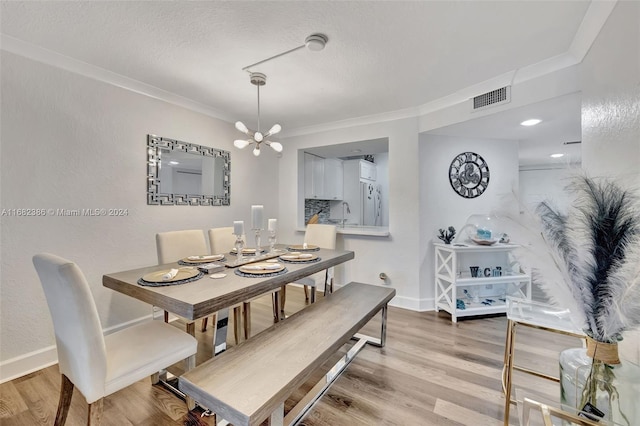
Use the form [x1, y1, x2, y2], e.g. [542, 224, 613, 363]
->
[297, 225, 390, 237]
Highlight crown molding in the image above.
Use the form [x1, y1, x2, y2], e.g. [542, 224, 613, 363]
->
[0, 34, 234, 123]
[569, 0, 617, 61]
[281, 106, 420, 138]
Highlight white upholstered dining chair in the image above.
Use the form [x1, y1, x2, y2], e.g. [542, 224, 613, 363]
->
[33, 253, 197, 426]
[280, 224, 337, 314]
[156, 229, 245, 343]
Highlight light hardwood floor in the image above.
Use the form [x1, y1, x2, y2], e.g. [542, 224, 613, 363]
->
[0, 286, 581, 425]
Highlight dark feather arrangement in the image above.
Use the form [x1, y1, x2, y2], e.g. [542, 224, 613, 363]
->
[496, 175, 640, 423]
[536, 176, 640, 343]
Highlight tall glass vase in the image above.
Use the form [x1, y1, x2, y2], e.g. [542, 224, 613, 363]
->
[560, 342, 640, 425]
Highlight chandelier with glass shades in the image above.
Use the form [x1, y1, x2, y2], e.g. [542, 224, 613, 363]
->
[233, 33, 328, 157]
[233, 72, 283, 157]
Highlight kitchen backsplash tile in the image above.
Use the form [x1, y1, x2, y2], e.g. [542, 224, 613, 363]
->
[304, 199, 330, 224]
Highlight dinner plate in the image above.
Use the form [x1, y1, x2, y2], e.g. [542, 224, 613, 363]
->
[279, 253, 318, 262]
[142, 268, 199, 283]
[181, 254, 225, 264]
[287, 244, 319, 251]
[239, 262, 285, 275]
[471, 237, 499, 246]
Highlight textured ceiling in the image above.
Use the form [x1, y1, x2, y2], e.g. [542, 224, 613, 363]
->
[1, 1, 590, 164]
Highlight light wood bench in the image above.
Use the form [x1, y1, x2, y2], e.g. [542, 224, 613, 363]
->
[178, 281, 395, 426]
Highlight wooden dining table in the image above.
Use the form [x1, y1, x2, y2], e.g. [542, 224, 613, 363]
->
[102, 245, 354, 328]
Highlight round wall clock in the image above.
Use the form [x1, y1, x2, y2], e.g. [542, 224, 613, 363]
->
[448, 152, 490, 198]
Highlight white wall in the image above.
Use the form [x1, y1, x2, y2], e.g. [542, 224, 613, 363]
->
[280, 118, 423, 310]
[577, 1, 640, 364]
[0, 51, 279, 380]
[418, 135, 520, 304]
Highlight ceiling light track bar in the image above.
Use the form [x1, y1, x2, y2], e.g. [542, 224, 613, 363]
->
[242, 45, 306, 72]
[241, 33, 328, 72]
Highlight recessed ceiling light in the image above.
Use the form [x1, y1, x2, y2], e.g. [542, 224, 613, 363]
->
[520, 119, 542, 126]
[351, 149, 362, 153]
[550, 153, 565, 158]
[169, 161, 179, 165]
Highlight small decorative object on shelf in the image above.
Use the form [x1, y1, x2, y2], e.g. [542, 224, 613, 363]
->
[510, 175, 640, 425]
[437, 226, 456, 244]
[469, 266, 480, 277]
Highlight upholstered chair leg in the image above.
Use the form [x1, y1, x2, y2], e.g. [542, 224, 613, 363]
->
[329, 277, 334, 294]
[150, 372, 160, 385]
[186, 322, 196, 337]
[54, 374, 74, 426]
[203, 313, 217, 333]
[310, 287, 317, 303]
[304, 285, 309, 302]
[280, 285, 287, 313]
[87, 398, 103, 425]
[233, 306, 241, 344]
[164, 310, 169, 323]
[243, 302, 251, 340]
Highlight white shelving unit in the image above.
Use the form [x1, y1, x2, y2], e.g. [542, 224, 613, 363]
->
[434, 242, 531, 322]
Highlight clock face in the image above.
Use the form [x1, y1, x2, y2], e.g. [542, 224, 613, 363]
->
[449, 152, 490, 198]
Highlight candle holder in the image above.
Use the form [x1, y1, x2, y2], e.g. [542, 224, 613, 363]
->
[268, 229, 277, 253]
[253, 229, 262, 253]
[234, 234, 245, 262]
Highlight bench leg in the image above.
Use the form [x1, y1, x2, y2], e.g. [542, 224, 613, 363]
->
[268, 403, 284, 426]
[353, 304, 388, 347]
[284, 338, 369, 426]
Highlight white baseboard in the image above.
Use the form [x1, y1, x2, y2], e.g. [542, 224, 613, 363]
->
[0, 313, 155, 384]
[389, 295, 435, 312]
[332, 283, 434, 312]
[0, 345, 59, 384]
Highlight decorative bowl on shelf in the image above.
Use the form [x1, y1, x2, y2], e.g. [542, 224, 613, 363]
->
[470, 237, 499, 246]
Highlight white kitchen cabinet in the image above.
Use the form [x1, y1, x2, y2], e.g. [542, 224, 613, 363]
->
[304, 153, 324, 199]
[323, 158, 343, 200]
[360, 160, 377, 181]
[304, 153, 343, 200]
[434, 242, 531, 323]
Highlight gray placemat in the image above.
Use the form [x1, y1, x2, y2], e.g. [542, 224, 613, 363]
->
[279, 257, 322, 264]
[138, 271, 205, 287]
[234, 268, 289, 278]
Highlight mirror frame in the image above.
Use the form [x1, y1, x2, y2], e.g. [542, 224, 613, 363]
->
[147, 134, 231, 206]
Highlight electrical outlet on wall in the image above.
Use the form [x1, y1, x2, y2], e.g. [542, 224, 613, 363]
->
[485, 284, 493, 289]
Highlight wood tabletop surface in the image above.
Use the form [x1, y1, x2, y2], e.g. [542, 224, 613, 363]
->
[102, 247, 354, 320]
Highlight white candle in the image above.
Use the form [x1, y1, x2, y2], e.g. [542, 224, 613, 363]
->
[233, 220, 244, 236]
[251, 205, 264, 230]
[268, 218, 277, 232]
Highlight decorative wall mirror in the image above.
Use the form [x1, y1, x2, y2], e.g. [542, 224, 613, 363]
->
[147, 134, 230, 205]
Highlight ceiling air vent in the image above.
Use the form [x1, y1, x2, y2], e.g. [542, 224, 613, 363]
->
[472, 86, 511, 110]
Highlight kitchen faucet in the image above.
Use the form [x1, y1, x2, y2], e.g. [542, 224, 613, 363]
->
[341, 202, 350, 228]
